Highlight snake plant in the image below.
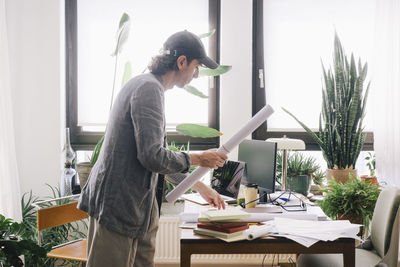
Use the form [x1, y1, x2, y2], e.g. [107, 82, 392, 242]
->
[283, 33, 370, 170]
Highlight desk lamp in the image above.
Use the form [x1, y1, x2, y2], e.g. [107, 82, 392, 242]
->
[266, 135, 305, 191]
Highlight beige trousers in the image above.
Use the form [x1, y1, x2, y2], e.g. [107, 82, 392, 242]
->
[86, 204, 159, 267]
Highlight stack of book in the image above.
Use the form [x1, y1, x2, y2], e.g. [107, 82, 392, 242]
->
[194, 209, 251, 239]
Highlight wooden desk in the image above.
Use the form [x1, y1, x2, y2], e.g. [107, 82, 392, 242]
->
[180, 229, 355, 267]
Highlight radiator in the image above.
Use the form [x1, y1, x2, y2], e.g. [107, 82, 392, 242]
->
[155, 216, 295, 265]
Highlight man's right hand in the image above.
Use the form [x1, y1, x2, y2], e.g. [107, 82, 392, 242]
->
[190, 149, 227, 169]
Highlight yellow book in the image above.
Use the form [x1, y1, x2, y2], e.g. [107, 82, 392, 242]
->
[194, 228, 245, 239]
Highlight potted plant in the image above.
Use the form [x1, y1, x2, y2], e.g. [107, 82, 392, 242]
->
[319, 174, 380, 233]
[0, 214, 48, 267]
[276, 152, 321, 196]
[283, 33, 370, 184]
[360, 152, 378, 185]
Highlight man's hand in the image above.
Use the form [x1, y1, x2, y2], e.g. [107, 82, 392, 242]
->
[192, 181, 226, 209]
[190, 149, 227, 169]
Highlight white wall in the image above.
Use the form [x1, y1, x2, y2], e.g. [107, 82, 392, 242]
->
[6, 0, 64, 197]
[5, 0, 251, 198]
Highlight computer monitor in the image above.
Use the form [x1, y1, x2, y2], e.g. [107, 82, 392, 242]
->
[238, 139, 277, 203]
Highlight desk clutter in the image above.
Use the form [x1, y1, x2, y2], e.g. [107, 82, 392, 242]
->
[182, 201, 362, 247]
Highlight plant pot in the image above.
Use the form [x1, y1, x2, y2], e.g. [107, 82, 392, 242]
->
[287, 174, 311, 196]
[76, 162, 93, 189]
[326, 168, 358, 184]
[360, 175, 378, 185]
[310, 184, 323, 195]
[338, 212, 363, 237]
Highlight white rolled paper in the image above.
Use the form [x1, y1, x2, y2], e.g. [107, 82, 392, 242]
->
[166, 105, 274, 203]
[246, 223, 275, 240]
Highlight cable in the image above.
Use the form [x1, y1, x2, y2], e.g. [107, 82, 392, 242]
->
[261, 249, 270, 267]
[262, 253, 267, 267]
[288, 256, 297, 267]
[271, 254, 276, 267]
[239, 191, 269, 208]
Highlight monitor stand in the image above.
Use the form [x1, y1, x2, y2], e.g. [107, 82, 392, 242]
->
[257, 189, 272, 204]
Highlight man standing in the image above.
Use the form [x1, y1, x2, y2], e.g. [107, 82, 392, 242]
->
[78, 30, 227, 267]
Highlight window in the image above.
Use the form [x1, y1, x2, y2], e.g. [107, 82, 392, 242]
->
[253, 0, 374, 151]
[252, 0, 375, 176]
[66, 0, 220, 151]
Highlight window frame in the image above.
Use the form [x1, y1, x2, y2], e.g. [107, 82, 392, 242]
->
[65, 0, 221, 151]
[252, 0, 374, 151]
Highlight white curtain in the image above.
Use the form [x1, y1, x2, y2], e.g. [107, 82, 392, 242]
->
[0, 0, 22, 221]
[372, 0, 400, 187]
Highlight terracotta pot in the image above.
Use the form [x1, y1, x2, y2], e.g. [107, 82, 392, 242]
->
[326, 169, 358, 184]
[338, 212, 363, 237]
[76, 162, 93, 189]
[360, 175, 378, 185]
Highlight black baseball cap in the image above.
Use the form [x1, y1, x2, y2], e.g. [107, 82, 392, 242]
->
[163, 30, 219, 69]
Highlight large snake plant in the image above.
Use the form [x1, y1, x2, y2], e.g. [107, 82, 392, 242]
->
[283, 33, 370, 170]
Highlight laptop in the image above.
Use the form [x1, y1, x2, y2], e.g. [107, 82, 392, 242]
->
[211, 160, 245, 204]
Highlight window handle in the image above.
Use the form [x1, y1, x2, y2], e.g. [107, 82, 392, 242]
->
[258, 69, 265, 88]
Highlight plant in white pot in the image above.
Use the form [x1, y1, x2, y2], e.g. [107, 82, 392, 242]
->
[283, 33, 370, 183]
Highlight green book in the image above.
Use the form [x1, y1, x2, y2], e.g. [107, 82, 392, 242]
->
[201, 209, 250, 222]
[194, 228, 245, 239]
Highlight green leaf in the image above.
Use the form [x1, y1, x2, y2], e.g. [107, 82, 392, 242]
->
[90, 135, 104, 165]
[199, 65, 232, 77]
[121, 61, 132, 88]
[176, 124, 222, 138]
[111, 13, 131, 56]
[183, 85, 208, 98]
[198, 29, 216, 39]
[282, 107, 324, 149]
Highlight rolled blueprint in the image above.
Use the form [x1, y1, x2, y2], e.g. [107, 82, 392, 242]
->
[166, 105, 274, 203]
[246, 223, 275, 240]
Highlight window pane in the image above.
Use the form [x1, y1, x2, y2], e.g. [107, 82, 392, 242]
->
[77, 0, 209, 128]
[263, 0, 375, 130]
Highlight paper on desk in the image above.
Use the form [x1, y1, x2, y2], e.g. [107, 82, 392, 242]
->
[216, 217, 361, 247]
[246, 212, 318, 222]
[179, 209, 318, 223]
[271, 217, 362, 247]
[166, 105, 274, 203]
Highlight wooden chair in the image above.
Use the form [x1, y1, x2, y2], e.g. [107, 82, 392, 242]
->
[35, 195, 88, 263]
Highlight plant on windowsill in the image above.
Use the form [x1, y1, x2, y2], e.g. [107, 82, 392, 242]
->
[276, 152, 322, 196]
[283, 32, 370, 184]
[318, 174, 380, 235]
[360, 152, 378, 185]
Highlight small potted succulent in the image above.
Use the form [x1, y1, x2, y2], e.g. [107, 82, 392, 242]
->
[276, 152, 322, 196]
[360, 152, 378, 185]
